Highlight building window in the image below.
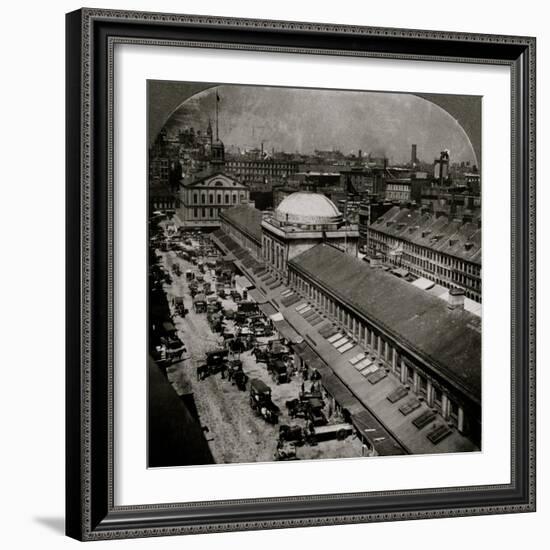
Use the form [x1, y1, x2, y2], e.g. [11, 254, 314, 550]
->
[193, 207, 198, 218]
[225, 193, 229, 204]
[193, 193, 198, 204]
[209, 194, 213, 204]
[202, 208, 206, 218]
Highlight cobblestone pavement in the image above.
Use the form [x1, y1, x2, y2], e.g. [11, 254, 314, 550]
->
[157, 247, 363, 464]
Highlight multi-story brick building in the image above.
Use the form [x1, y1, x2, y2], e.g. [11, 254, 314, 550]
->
[224, 158, 300, 189]
[366, 205, 482, 302]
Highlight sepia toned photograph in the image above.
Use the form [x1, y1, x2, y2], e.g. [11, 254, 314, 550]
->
[147, 81, 482, 468]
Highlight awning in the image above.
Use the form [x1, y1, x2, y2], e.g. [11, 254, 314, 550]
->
[248, 287, 267, 304]
[294, 343, 364, 414]
[293, 341, 309, 355]
[296, 345, 333, 380]
[411, 277, 435, 291]
[235, 275, 254, 289]
[321, 373, 364, 415]
[272, 318, 303, 344]
[351, 410, 406, 456]
[391, 268, 409, 278]
[259, 302, 278, 317]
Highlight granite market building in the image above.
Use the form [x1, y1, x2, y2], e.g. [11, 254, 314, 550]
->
[260, 191, 359, 280]
[210, 191, 481, 456]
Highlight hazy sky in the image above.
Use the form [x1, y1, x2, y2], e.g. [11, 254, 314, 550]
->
[164, 85, 476, 164]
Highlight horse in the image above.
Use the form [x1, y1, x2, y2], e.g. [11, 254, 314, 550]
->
[196, 364, 210, 381]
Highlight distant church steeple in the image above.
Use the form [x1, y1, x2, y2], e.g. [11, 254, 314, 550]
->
[206, 119, 213, 145]
[211, 90, 225, 166]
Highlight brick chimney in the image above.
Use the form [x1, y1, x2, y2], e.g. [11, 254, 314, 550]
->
[448, 287, 465, 310]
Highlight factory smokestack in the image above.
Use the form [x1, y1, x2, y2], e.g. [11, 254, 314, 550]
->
[411, 144, 417, 166]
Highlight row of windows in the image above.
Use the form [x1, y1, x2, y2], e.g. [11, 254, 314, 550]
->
[191, 191, 246, 205]
[402, 264, 480, 301]
[228, 167, 291, 175]
[369, 232, 481, 293]
[191, 207, 220, 219]
[370, 237, 480, 276]
[370, 239, 481, 300]
[263, 235, 286, 273]
[370, 230, 480, 274]
[387, 185, 410, 192]
[151, 199, 178, 210]
[226, 162, 297, 171]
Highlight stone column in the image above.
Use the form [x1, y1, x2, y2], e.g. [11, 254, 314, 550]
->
[426, 380, 434, 406]
[413, 371, 420, 394]
[441, 394, 450, 420]
[400, 359, 407, 384]
[458, 407, 465, 432]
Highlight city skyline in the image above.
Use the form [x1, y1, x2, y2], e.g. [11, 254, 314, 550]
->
[163, 84, 478, 165]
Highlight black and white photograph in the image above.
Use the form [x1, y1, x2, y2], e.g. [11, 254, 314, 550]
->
[0, 0, 542, 546]
[148, 82, 482, 467]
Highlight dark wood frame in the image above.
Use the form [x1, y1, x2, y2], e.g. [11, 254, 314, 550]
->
[66, 8, 536, 541]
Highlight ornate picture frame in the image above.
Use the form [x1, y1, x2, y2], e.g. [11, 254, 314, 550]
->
[66, 8, 536, 541]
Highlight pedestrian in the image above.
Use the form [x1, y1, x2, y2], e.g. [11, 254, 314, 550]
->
[301, 382, 305, 395]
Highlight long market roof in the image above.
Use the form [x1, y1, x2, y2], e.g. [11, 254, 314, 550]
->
[289, 243, 481, 402]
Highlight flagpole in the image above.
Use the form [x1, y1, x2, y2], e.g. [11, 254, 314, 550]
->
[215, 91, 219, 141]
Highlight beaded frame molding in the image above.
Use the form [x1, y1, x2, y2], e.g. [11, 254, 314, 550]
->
[66, 8, 536, 541]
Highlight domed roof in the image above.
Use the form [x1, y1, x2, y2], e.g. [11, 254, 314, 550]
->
[275, 192, 342, 225]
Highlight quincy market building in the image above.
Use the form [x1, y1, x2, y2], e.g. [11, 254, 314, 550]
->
[212, 192, 481, 456]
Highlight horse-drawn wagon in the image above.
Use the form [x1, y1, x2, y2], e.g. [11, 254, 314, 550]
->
[249, 379, 280, 424]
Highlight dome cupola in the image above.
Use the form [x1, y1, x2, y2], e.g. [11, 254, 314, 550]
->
[275, 192, 343, 226]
